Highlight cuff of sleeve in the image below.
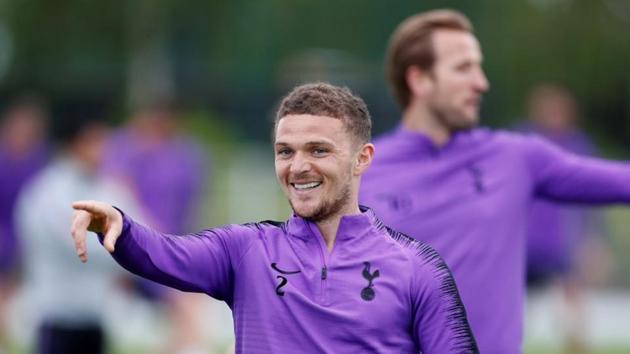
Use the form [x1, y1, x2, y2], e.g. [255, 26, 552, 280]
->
[97, 206, 131, 244]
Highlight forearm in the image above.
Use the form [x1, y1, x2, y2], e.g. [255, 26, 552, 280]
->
[537, 156, 630, 204]
[106, 214, 215, 294]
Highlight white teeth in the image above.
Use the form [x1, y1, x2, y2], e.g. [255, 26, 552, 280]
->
[293, 182, 321, 190]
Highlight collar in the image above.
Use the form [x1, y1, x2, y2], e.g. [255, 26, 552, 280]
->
[393, 124, 477, 155]
[286, 205, 377, 242]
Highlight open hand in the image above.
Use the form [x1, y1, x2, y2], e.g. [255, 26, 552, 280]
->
[71, 200, 123, 262]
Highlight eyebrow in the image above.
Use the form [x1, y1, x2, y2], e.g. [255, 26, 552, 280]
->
[274, 140, 334, 147]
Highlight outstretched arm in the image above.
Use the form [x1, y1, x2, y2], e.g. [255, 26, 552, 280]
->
[523, 135, 630, 203]
[70, 200, 251, 300]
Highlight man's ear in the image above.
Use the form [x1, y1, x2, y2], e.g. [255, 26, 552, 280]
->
[354, 143, 375, 176]
[406, 65, 433, 98]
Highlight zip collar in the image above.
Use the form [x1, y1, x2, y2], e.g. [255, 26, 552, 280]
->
[286, 205, 377, 243]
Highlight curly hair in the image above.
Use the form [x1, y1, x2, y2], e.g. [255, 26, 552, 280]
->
[275, 82, 371, 145]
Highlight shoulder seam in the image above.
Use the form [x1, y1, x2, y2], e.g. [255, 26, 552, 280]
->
[234, 220, 287, 271]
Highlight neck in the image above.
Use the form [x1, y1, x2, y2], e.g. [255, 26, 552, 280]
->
[401, 102, 451, 147]
[315, 203, 361, 252]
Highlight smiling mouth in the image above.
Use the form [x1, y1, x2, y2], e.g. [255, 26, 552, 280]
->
[291, 182, 322, 190]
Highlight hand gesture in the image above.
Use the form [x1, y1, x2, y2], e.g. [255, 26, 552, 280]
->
[71, 200, 123, 262]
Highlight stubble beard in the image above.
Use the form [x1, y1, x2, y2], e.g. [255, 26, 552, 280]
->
[429, 98, 477, 133]
[290, 182, 352, 222]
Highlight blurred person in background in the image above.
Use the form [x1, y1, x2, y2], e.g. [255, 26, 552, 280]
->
[104, 101, 211, 354]
[518, 83, 611, 354]
[0, 95, 50, 352]
[70, 82, 478, 354]
[15, 100, 138, 354]
[359, 9, 630, 354]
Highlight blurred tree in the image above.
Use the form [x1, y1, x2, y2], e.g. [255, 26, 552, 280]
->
[0, 0, 628, 144]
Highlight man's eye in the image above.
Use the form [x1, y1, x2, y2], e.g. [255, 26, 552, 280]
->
[455, 62, 476, 73]
[313, 148, 328, 156]
[277, 149, 292, 157]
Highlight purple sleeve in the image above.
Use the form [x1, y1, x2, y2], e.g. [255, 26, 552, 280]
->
[523, 135, 630, 203]
[108, 211, 255, 302]
[412, 246, 478, 354]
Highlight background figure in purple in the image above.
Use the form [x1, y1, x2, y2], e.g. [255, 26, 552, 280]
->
[104, 101, 210, 354]
[105, 102, 208, 234]
[519, 84, 610, 353]
[359, 9, 630, 354]
[0, 96, 49, 351]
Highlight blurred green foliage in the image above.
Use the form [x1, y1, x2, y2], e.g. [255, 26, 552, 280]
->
[1, 0, 629, 145]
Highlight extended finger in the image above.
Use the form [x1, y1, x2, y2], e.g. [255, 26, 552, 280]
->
[71, 210, 91, 262]
[103, 220, 122, 253]
[72, 200, 107, 215]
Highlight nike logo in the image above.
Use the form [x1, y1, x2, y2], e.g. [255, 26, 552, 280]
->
[271, 262, 301, 275]
[271, 262, 301, 296]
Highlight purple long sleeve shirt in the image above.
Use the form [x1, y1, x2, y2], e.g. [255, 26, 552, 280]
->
[359, 126, 630, 354]
[108, 207, 478, 354]
[520, 125, 602, 278]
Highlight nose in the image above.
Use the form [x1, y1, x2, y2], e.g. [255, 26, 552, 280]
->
[289, 151, 311, 174]
[475, 67, 490, 92]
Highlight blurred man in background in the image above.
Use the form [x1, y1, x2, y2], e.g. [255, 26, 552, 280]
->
[15, 100, 138, 354]
[359, 9, 630, 353]
[0, 96, 50, 352]
[519, 83, 611, 353]
[105, 101, 209, 236]
[104, 101, 211, 354]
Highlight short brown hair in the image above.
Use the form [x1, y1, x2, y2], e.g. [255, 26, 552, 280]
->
[386, 9, 473, 108]
[275, 82, 372, 145]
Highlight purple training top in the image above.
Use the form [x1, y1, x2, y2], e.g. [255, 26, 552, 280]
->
[359, 126, 630, 354]
[0, 144, 48, 273]
[107, 207, 478, 354]
[519, 124, 602, 280]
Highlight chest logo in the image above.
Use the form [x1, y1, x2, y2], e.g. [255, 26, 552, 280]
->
[467, 165, 485, 193]
[376, 193, 412, 213]
[271, 262, 301, 296]
[361, 262, 380, 301]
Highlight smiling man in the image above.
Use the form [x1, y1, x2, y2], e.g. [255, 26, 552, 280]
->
[359, 9, 630, 354]
[70, 83, 478, 354]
